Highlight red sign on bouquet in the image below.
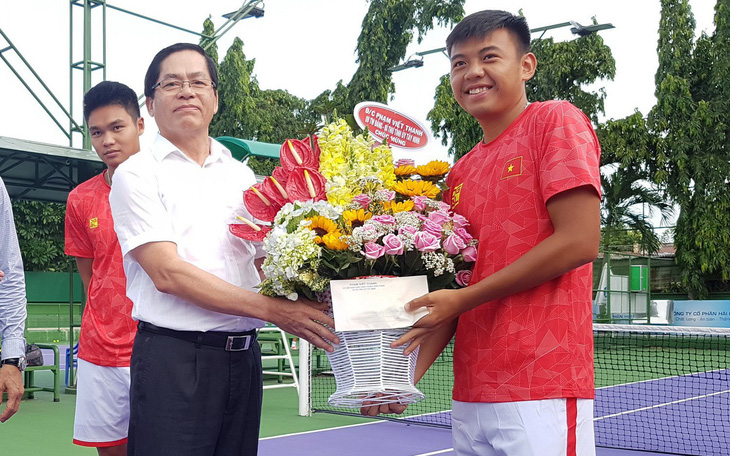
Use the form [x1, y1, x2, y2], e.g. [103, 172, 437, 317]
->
[354, 102, 429, 150]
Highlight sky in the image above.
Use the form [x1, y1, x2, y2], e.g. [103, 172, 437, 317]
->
[0, 0, 718, 167]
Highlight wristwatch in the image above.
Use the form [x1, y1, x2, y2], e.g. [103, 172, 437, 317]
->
[0, 357, 27, 372]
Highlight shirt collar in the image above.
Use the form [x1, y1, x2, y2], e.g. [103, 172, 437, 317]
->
[151, 133, 233, 165]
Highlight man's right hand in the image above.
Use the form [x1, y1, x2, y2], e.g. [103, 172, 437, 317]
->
[267, 298, 339, 352]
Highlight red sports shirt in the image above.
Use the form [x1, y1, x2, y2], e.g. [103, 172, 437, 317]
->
[446, 100, 601, 402]
[65, 172, 135, 366]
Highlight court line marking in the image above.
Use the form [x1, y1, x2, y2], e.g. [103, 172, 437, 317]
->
[259, 420, 384, 440]
[412, 449, 454, 455]
[594, 388, 730, 421]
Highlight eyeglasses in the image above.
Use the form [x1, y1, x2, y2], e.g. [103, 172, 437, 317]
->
[151, 78, 217, 93]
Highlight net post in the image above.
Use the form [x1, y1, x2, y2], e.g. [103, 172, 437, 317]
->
[298, 339, 311, 416]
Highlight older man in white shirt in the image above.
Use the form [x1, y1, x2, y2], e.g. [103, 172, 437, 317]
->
[109, 43, 338, 456]
[0, 176, 27, 423]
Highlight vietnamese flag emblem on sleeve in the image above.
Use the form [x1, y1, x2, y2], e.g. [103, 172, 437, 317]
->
[500, 156, 523, 180]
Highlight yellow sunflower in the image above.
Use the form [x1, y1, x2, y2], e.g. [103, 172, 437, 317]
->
[322, 231, 349, 250]
[393, 179, 440, 199]
[383, 200, 415, 213]
[342, 208, 373, 229]
[394, 165, 417, 179]
[305, 216, 339, 244]
[416, 160, 451, 177]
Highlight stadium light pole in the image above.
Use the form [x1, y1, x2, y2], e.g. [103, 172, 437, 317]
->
[388, 19, 615, 72]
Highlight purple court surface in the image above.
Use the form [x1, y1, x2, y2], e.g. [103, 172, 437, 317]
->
[48, 346, 726, 456]
[258, 420, 655, 455]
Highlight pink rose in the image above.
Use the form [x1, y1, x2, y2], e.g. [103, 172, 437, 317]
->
[395, 158, 415, 168]
[443, 233, 467, 255]
[414, 231, 440, 252]
[372, 215, 396, 226]
[461, 245, 477, 262]
[362, 242, 386, 259]
[399, 225, 418, 237]
[453, 227, 473, 243]
[412, 196, 429, 211]
[352, 194, 371, 209]
[428, 210, 451, 226]
[455, 269, 472, 287]
[422, 219, 443, 237]
[437, 201, 451, 212]
[382, 234, 404, 255]
[452, 213, 469, 228]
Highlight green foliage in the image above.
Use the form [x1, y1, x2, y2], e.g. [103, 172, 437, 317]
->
[209, 35, 318, 145]
[429, 32, 615, 160]
[199, 17, 219, 74]
[329, 0, 465, 129]
[600, 165, 673, 255]
[12, 200, 68, 271]
[246, 156, 277, 177]
[528, 34, 616, 124]
[210, 37, 256, 138]
[601, 0, 730, 297]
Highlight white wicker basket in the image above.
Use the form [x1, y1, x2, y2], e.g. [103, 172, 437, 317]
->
[318, 288, 425, 408]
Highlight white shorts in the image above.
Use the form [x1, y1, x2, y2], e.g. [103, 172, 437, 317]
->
[452, 398, 596, 456]
[73, 358, 131, 447]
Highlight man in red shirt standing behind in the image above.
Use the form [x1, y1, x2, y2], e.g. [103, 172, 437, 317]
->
[383, 10, 602, 456]
[65, 81, 144, 456]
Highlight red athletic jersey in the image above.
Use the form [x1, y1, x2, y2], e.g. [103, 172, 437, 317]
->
[446, 100, 601, 403]
[65, 172, 135, 366]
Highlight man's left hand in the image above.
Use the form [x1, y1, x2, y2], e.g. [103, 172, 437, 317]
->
[392, 288, 468, 354]
[0, 364, 24, 422]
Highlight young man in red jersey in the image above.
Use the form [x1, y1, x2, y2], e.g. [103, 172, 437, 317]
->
[65, 81, 144, 456]
[369, 10, 602, 456]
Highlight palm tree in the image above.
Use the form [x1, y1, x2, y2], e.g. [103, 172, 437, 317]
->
[600, 164, 674, 255]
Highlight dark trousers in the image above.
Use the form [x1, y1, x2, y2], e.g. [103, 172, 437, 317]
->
[127, 324, 263, 456]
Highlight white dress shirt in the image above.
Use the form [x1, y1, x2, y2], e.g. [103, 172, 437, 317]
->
[0, 177, 27, 359]
[109, 134, 264, 332]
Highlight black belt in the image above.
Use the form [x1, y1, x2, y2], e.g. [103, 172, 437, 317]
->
[138, 321, 257, 351]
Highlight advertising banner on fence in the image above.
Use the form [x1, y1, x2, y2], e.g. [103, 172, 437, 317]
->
[671, 300, 730, 328]
[354, 101, 428, 150]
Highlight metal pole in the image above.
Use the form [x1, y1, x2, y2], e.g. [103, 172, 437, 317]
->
[82, 0, 92, 150]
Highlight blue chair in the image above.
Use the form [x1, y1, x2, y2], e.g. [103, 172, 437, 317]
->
[65, 342, 78, 387]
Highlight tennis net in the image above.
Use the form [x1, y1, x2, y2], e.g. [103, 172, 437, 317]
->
[305, 323, 730, 455]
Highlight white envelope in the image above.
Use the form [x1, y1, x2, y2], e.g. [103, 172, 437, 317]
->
[329, 276, 430, 331]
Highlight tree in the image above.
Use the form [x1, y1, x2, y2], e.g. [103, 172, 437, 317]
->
[209, 37, 256, 139]
[429, 30, 616, 160]
[327, 0, 465, 127]
[12, 200, 68, 271]
[199, 17, 219, 74]
[600, 165, 674, 254]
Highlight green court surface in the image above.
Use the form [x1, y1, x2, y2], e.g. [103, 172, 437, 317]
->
[2, 369, 370, 456]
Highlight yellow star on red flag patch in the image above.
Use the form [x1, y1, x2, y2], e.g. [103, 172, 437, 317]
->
[500, 156, 523, 180]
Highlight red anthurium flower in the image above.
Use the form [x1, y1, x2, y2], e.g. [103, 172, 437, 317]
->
[285, 166, 326, 202]
[229, 223, 271, 242]
[280, 138, 319, 173]
[262, 176, 289, 206]
[272, 166, 289, 185]
[243, 183, 282, 222]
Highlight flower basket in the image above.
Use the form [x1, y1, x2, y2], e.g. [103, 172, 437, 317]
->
[318, 289, 425, 408]
[226, 119, 478, 407]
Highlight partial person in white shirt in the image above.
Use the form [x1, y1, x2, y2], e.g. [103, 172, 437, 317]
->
[109, 42, 339, 456]
[0, 176, 28, 423]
